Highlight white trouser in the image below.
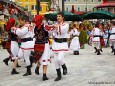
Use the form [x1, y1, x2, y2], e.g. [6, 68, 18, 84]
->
[54, 51, 65, 69]
[110, 41, 115, 49]
[93, 42, 100, 49]
[104, 38, 108, 46]
[11, 41, 19, 59]
[18, 48, 31, 66]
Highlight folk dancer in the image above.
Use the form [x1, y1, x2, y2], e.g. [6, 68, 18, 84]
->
[11, 15, 34, 76]
[109, 21, 115, 55]
[6, 18, 20, 74]
[70, 24, 80, 55]
[32, 15, 50, 81]
[98, 23, 105, 52]
[91, 23, 103, 55]
[3, 20, 21, 67]
[46, 12, 69, 81]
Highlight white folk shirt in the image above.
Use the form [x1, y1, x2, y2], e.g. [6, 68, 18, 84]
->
[109, 26, 115, 41]
[51, 22, 69, 52]
[14, 24, 34, 50]
[92, 27, 102, 42]
[69, 28, 80, 51]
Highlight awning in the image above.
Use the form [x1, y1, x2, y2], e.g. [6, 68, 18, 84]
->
[44, 11, 82, 21]
[82, 10, 115, 19]
[95, 2, 115, 8]
[74, 12, 85, 15]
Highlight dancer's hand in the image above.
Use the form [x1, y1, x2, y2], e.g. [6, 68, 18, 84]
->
[11, 27, 16, 30]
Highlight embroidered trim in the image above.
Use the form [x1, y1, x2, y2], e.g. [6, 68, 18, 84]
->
[52, 49, 68, 51]
[20, 47, 34, 50]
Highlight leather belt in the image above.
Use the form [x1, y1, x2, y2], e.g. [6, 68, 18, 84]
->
[54, 38, 67, 43]
[110, 33, 115, 35]
[21, 37, 33, 42]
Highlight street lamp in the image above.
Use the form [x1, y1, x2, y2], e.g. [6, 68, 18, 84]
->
[62, 0, 64, 14]
[36, 0, 40, 15]
[85, 0, 87, 12]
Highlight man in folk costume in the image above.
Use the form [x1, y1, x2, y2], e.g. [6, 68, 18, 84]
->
[5, 18, 20, 74]
[46, 12, 68, 81]
[91, 23, 103, 55]
[109, 21, 115, 55]
[3, 19, 21, 67]
[69, 24, 80, 55]
[32, 15, 50, 81]
[12, 15, 34, 76]
[98, 23, 105, 52]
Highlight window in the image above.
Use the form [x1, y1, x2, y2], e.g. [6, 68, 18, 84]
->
[35, 5, 42, 11]
[31, 5, 34, 10]
[65, 0, 70, 2]
[35, 5, 37, 10]
[74, 0, 78, 2]
[78, 7, 80, 12]
[85, 7, 87, 12]
[66, 7, 68, 11]
[98, 0, 101, 2]
[91, 0, 94, 2]
[40, 6, 42, 11]
[83, 0, 85, 2]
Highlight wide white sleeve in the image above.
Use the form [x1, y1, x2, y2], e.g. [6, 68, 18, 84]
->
[15, 27, 28, 37]
[100, 30, 104, 36]
[69, 30, 73, 36]
[57, 24, 69, 34]
[76, 30, 80, 36]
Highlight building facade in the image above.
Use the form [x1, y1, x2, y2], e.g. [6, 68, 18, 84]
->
[94, 0, 115, 13]
[56, 0, 102, 12]
[16, 0, 48, 16]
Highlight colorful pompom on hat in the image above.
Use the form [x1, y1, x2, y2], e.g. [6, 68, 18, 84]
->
[32, 15, 43, 25]
[6, 18, 15, 31]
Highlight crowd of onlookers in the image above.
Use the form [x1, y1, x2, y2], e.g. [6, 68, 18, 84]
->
[0, 19, 113, 49]
[68, 20, 112, 49]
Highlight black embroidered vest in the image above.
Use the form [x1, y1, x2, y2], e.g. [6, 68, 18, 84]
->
[34, 25, 48, 44]
[8, 29, 18, 41]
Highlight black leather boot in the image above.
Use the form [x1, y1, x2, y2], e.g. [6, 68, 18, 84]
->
[35, 66, 39, 75]
[97, 49, 101, 55]
[42, 74, 49, 81]
[111, 46, 114, 53]
[114, 49, 115, 55]
[30, 56, 34, 67]
[3, 57, 10, 66]
[11, 68, 19, 75]
[73, 51, 76, 55]
[75, 51, 79, 55]
[94, 47, 97, 53]
[23, 65, 31, 76]
[100, 48, 103, 52]
[54, 69, 62, 81]
[62, 64, 67, 75]
[16, 63, 21, 68]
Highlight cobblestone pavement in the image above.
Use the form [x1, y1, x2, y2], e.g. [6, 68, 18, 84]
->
[0, 44, 115, 86]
